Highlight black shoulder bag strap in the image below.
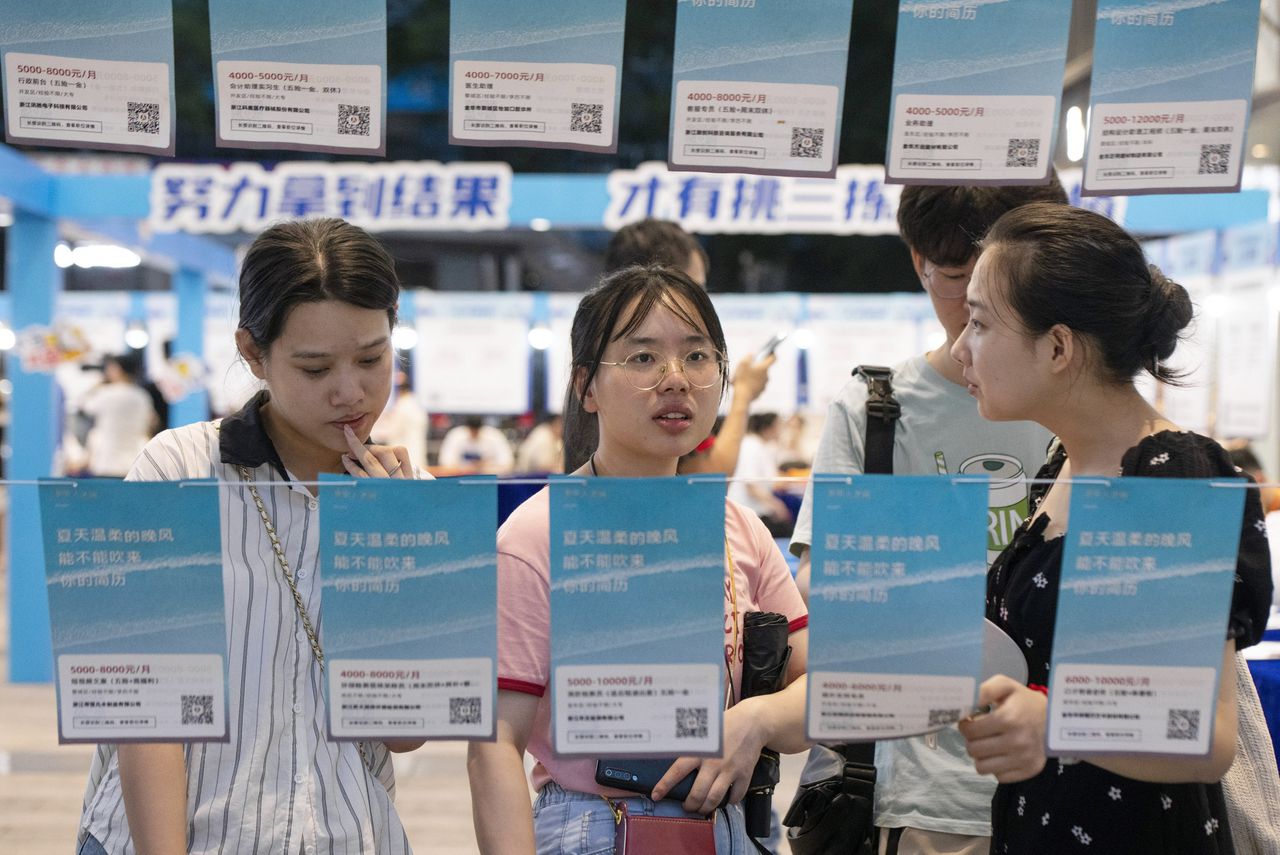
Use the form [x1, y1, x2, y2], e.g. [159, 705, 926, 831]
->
[841, 366, 901, 772]
[853, 365, 899, 476]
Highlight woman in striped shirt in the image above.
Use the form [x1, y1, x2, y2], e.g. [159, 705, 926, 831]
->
[78, 218, 425, 855]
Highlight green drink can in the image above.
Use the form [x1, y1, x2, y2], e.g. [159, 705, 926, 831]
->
[959, 453, 1029, 564]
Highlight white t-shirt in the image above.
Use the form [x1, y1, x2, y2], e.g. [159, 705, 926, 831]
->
[437, 424, 514, 472]
[792, 353, 1053, 837]
[81, 382, 155, 477]
[728, 432, 780, 516]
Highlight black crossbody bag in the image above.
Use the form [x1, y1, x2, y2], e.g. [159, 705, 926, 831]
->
[782, 365, 899, 855]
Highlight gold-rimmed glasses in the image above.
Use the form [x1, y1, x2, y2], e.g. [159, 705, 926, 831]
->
[596, 348, 727, 391]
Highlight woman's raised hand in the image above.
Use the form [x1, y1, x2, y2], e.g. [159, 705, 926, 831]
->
[958, 674, 1048, 783]
[342, 424, 414, 479]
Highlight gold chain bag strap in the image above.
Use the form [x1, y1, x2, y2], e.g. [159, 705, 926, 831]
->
[236, 465, 371, 770]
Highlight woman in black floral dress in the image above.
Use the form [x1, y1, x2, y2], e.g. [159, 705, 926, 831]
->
[950, 203, 1272, 854]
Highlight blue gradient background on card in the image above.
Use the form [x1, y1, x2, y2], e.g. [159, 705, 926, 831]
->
[549, 477, 725, 669]
[809, 475, 988, 678]
[1053, 479, 1244, 671]
[0, 0, 173, 61]
[39, 480, 227, 657]
[208, 0, 386, 65]
[318, 476, 498, 664]
[1092, 0, 1259, 103]
[891, 1, 1071, 96]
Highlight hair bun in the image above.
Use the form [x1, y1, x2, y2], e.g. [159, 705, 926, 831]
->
[1142, 265, 1193, 362]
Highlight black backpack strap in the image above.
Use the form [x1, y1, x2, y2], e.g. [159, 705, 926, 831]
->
[852, 366, 899, 475]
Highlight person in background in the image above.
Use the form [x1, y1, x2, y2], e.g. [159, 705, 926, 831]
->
[728, 412, 792, 537]
[1229, 445, 1280, 514]
[76, 218, 424, 855]
[80, 354, 158, 478]
[790, 179, 1067, 855]
[438, 415, 515, 473]
[599, 218, 774, 477]
[467, 265, 810, 855]
[952, 202, 1271, 853]
[373, 368, 429, 470]
[515, 414, 563, 474]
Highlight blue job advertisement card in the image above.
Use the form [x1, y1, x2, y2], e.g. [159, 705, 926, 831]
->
[668, 0, 854, 177]
[320, 476, 498, 741]
[807, 475, 989, 741]
[1084, 0, 1260, 194]
[549, 476, 726, 757]
[884, 0, 1071, 185]
[39, 480, 228, 743]
[1049, 478, 1245, 756]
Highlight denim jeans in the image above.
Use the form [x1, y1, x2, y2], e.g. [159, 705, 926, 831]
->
[76, 833, 108, 855]
[533, 781, 752, 855]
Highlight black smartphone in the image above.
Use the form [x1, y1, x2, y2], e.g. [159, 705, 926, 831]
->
[757, 330, 789, 358]
[594, 757, 695, 802]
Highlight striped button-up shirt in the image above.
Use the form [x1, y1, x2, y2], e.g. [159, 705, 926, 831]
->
[80, 393, 412, 855]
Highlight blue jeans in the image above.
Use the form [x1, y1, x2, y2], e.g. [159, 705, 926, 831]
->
[533, 782, 752, 855]
[76, 833, 107, 855]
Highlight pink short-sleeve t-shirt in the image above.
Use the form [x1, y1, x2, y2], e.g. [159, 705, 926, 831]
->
[495, 487, 808, 795]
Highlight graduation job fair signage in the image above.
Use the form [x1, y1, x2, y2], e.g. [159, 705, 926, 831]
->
[549, 476, 727, 757]
[40, 480, 229, 743]
[319, 476, 498, 741]
[1048, 478, 1245, 756]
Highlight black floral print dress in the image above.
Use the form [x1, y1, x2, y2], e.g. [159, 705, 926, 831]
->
[986, 431, 1272, 854]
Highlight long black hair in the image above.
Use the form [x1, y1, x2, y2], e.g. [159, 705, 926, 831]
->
[562, 265, 728, 472]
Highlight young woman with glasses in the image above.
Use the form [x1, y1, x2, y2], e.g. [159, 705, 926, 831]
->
[467, 264, 811, 854]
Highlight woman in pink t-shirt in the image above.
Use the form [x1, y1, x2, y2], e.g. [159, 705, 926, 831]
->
[467, 266, 810, 854]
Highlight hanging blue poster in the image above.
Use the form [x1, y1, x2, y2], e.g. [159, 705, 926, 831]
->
[668, 0, 854, 177]
[40, 480, 228, 743]
[449, 0, 626, 152]
[885, 0, 1071, 185]
[208, 0, 386, 154]
[1084, 0, 1260, 195]
[1048, 478, 1245, 755]
[807, 475, 989, 741]
[320, 476, 498, 740]
[0, 0, 175, 154]
[549, 476, 726, 756]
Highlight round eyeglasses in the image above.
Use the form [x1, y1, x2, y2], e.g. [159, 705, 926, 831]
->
[920, 261, 973, 300]
[596, 348, 727, 391]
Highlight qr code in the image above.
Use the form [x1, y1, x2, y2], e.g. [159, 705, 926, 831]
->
[676, 706, 708, 739]
[127, 102, 160, 135]
[928, 708, 962, 727]
[1198, 144, 1230, 175]
[449, 696, 482, 726]
[1167, 708, 1200, 741]
[571, 103, 603, 134]
[791, 127, 824, 159]
[338, 104, 371, 136]
[1006, 138, 1040, 168]
[181, 694, 213, 725]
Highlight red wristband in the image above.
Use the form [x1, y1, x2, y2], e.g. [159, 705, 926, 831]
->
[1027, 683, 1048, 695]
